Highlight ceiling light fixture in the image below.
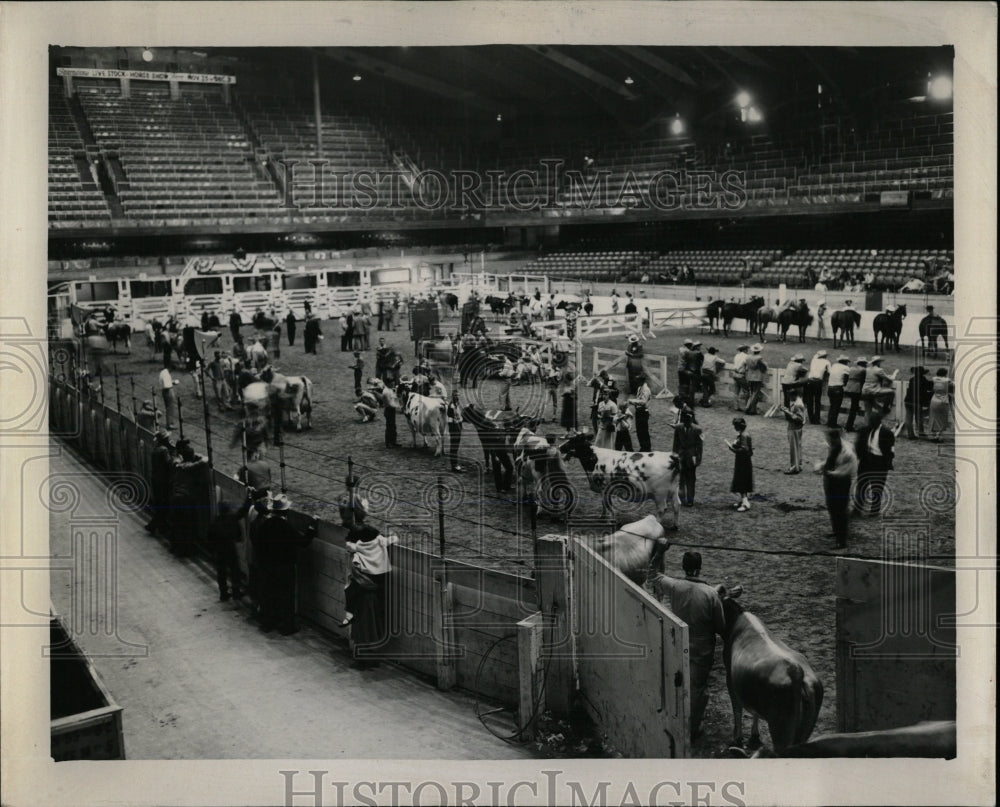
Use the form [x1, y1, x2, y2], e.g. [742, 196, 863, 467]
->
[141, 48, 154, 63]
[736, 90, 752, 108]
[353, 74, 362, 82]
[624, 76, 634, 85]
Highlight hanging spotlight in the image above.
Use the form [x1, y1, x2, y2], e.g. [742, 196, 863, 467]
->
[927, 75, 952, 100]
[141, 48, 154, 63]
[352, 73, 362, 82]
[747, 106, 764, 123]
[496, 113, 502, 122]
[624, 76, 634, 85]
[670, 115, 684, 135]
[736, 90, 752, 108]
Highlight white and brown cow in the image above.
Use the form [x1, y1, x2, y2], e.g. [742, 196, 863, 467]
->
[398, 386, 447, 456]
[558, 432, 682, 529]
[721, 592, 824, 752]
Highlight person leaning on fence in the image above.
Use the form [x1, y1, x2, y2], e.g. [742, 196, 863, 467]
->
[146, 429, 175, 537]
[843, 357, 867, 432]
[825, 354, 851, 428]
[699, 346, 725, 407]
[804, 350, 830, 425]
[863, 356, 899, 415]
[628, 373, 653, 451]
[903, 366, 932, 439]
[743, 344, 767, 415]
[343, 522, 400, 668]
[253, 494, 316, 636]
[730, 344, 750, 411]
[647, 551, 725, 742]
[816, 428, 858, 548]
[672, 409, 703, 506]
[168, 438, 211, 557]
[726, 417, 754, 512]
[208, 498, 251, 602]
[781, 354, 808, 408]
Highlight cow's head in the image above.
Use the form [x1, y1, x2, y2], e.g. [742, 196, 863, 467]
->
[260, 366, 275, 383]
[559, 432, 597, 470]
[718, 584, 746, 638]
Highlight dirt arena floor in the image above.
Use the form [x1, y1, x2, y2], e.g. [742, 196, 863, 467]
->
[85, 312, 956, 756]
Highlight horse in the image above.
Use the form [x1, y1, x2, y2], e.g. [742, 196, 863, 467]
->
[776, 302, 813, 343]
[484, 295, 510, 321]
[104, 321, 132, 354]
[755, 306, 780, 342]
[873, 304, 907, 353]
[830, 309, 862, 347]
[918, 313, 950, 356]
[722, 296, 765, 337]
[706, 299, 726, 335]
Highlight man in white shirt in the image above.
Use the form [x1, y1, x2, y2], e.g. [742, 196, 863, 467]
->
[730, 344, 750, 412]
[158, 362, 179, 429]
[804, 350, 831, 425]
[825, 354, 851, 428]
[818, 428, 858, 547]
[628, 374, 653, 451]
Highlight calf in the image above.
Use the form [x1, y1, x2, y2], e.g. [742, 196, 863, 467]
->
[721, 595, 823, 752]
[399, 387, 446, 456]
[585, 514, 669, 584]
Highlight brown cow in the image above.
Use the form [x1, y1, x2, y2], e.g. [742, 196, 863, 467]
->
[721, 594, 823, 751]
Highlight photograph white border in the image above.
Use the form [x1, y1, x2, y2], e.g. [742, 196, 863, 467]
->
[1, 2, 995, 805]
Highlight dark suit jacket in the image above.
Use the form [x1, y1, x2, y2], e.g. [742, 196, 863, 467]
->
[855, 424, 895, 470]
[672, 424, 704, 468]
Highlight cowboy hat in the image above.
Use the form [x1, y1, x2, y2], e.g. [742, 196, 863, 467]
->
[750, 344, 763, 354]
[270, 493, 292, 511]
[792, 354, 805, 361]
[683, 338, 694, 346]
[628, 334, 639, 343]
[855, 357, 869, 365]
[870, 355, 884, 363]
[815, 350, 828, 358]
[837, 354, 851, 363]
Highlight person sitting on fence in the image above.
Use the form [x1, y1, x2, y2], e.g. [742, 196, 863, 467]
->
[780, 354, 808, 408]
[624, 294, 638, 315]
[343, 520, 400, 668]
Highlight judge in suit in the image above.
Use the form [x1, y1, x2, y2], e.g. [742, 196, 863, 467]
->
[671, 409, 704, 506]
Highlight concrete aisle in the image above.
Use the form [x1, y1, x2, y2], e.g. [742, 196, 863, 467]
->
[48, 443, 534, 760]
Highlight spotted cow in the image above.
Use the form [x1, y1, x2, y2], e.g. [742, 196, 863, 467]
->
[558, 432, 682, 529]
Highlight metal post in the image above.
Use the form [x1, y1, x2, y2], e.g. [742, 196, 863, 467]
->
[114, 365, 123, 414]
[97, 370, 105, 404]
[199, 363, 213, 468]
[151, 385, 159, 430]
[129, 376, 138, 420]
[277, 414, 287, 494]
[177, 395, 185, 440]
[437, 474, 446, 559]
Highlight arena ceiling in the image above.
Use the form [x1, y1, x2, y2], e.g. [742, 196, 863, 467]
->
[57, 45, 954, 132]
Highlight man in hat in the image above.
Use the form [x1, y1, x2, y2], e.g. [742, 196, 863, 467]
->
[686, 341, 705, 406]
[648, 551, 725, 742]
[677, 339, 694, 402]
[854, 409, 895, 518]
[843, 357, 868, 431]
[348, 351, 365, 398]
[374, 337, 392, 383]
[744, 344, 767, 415]
[804, 350, 831, 424]
[207, 497, 252, 602]
[157, 360, 180, 430]
[303, 312, 323, 355]
[355, 379, 382, 423]
[146, 429, 175, 537]
[672, 409, 704, 506]
[902, 365, 933, 439]
[731, 344, 750, 411]
[781, 354, 808, 409]
[817, 428, 859, 548]
[628, 373, 653, 451]
[253, 493, 317, 635]
[168, 438, 210, 556]
[826, 354, 852, 428]
[699, 346, 725, 407]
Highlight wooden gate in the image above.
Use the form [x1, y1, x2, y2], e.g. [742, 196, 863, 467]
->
[836, 557, 955, 732]
[592, 347, 672, 398]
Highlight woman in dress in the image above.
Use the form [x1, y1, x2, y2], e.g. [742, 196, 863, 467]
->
[927, 367, 954, 442]
[726, 417, 754, 512]
[343, 521, 399, 669]
[594, 388, 618, 449]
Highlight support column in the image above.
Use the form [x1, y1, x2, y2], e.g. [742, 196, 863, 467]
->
[533, 534, 575, 714]
[517, 612, 545, 740]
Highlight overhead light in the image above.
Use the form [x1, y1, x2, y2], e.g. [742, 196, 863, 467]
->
[747, 106, 763, 123]
[927, 75, 952, 100]
[496, 113, 502, 122]
[624, 76, 634, 85]
[670, 115, 684, 135]
[352, 74, 362, 82]
[141, 48, 154, 63]
[817, 84, 823, 94]
[736, 90, 752, 108]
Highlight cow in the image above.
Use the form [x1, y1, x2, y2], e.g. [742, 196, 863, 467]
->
[583, 514, 669, 584]
[558, 432, 682, 529]
[260, 367, 314, 431]
[513, 427, 575, 522]
[464, 405, 537, 491]
[720, 592, 823, 752]
[729, 720, 956, 759]
[484, 295, 511, 321]
[441, 292, 459, 314]
[398, 385, 447, 456]
[105, 320, 132, 354]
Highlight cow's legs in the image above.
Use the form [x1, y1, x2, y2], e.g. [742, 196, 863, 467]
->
[731, 697, 744, 746]
[749, 715, 761, 747]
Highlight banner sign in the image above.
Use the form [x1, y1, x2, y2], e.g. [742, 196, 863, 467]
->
[879, 190, 911, 208]
[57, 67, 236, 84]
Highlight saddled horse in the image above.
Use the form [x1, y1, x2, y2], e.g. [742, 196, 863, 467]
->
[104, 321, 132, 354]
[777, 302, 813, 343]
[831, 309, 862, 348]
[755, 305, 780, 342]
[722, 296, 765, 337]
[873, 304, 907, 353]
[918, 313, 950, 356]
